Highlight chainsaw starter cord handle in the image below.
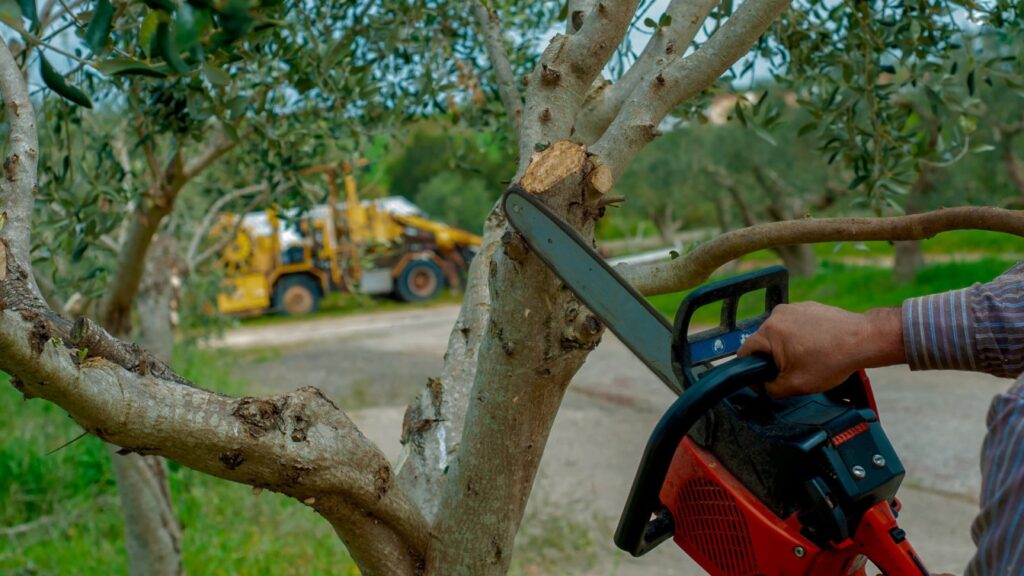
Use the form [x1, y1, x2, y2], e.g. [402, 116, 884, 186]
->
[615, 355, 779, 556]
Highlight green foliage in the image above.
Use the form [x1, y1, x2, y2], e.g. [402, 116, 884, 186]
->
[0, 351, 358, 575]
[416, 172, 494, 233]
[384, 121, 513, 232]
[767, 1, 1023, 211]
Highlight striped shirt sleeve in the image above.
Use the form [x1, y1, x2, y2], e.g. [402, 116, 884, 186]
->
[965, 378, 1024, 576]
[902, 261, 1024, 576]
[902, 261, 1024, 378]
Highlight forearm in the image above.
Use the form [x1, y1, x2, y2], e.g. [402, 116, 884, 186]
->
[903, 262, 1024, 377]
[860, 307, 906, 368]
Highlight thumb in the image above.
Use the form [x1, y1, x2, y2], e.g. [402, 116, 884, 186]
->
[738, 331, 771, 358]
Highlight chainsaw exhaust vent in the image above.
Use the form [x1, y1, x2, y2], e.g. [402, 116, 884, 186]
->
[673, 477, 757, 575]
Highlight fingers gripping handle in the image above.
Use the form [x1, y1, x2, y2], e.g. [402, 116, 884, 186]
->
[672, 266, 788, 388]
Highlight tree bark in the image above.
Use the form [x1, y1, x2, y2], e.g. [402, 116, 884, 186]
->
[108, 234, 184, 576]
[999, 124, 1024, 195]
[396, 205, 502, 522]
[651, 205, 680, 246]
[775, 244, 817, 277]
[753, 165, 818, 277]
[892, 167, 933, 282]
[893, 240, 923, 282]
[428, 142, 605, 575]
[109, 446, 183, 576]
[619, 207, 1024, 296]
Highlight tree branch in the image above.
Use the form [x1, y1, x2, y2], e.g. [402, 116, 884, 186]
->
[182, 128, 237, 182]
[185, 182, 272, 268]
[517, 0, 640, 175]
[470, 0, 523, 139]
[0, 38, 39, 270]
[574, 0, 719, 144]
[0, 307, 428, 574]
[618, 206, 1024, 295]
[100, 130, 237, 335]
[591, 0, 791, 179]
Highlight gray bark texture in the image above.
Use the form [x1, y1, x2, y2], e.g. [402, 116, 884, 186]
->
[892, 168, 932, 282]
[893, 240, 923, 282]
[110, 234, 183, 576]
[109, 447, 183, 576]
[775, 244, 818, 277]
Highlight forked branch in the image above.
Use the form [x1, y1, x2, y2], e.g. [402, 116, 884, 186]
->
[574, 0, 720, 144]
[591, 0, 792, 178]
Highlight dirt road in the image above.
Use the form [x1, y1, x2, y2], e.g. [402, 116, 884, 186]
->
[218, 305, 1008, 575]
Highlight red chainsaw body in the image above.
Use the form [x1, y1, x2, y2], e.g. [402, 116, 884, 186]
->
[659, 371, 928, 576]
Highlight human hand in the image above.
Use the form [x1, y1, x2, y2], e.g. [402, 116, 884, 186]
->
[737, 302, 904, 398]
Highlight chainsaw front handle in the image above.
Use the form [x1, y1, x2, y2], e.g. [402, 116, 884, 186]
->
[614, 355, 778, 556]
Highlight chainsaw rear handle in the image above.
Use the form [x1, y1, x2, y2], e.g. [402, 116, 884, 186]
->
[614, 355, 779, 556]
[672, 266, 788, 388]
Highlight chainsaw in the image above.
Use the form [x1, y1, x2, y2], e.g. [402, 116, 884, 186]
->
[503, 188, 929, 576]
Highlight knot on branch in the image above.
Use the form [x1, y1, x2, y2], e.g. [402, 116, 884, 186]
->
[4, 154, 19, 181]
[233, 397, 287, 438]
[25, 311, 49, 356]
[219, 450, 245, 470]
[571, 9, 585, 31]
[560, 300, 603, 352]
[70, 317, 193, 386]
[540, 64, 562, 87]
[637, 123, 663, 142]
[501, 230, 530, 263]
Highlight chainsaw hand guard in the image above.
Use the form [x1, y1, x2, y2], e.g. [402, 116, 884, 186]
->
[615, 269, 928, 575]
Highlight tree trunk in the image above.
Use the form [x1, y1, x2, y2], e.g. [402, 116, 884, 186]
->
[650, 206, 680, 246]
[891, 167, 932, 282]
[774, 244, 817, 277]
[396, 206, 502, 522]
[712, 192, 732, 234]
[1003, 137, 1024, 197]
[427, 142, 605, 575]
[108, 235, 183, 576]
[893, 240, 923, 283]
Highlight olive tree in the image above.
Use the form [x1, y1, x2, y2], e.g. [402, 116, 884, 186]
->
[2, 1, 1023, 576]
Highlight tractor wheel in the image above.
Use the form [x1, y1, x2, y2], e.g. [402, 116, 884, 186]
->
[395, 260, 443, 302]
[274, 275, 321, 316]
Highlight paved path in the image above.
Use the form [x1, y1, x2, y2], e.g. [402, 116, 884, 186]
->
[220, 305, 1009, 575]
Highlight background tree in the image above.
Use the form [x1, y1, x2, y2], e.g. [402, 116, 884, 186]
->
[0, 2, 1022, 576]
[3, 0, 461, 573]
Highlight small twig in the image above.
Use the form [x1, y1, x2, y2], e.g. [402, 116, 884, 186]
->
[596, 194, 625, 208]
[47, 430, 89, 455]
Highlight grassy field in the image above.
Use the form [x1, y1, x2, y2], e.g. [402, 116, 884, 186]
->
[0, 350, 358, 576]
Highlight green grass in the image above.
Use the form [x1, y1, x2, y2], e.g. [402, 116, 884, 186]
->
[648, 257, 1016, 326]
[0, 349, 358, 576]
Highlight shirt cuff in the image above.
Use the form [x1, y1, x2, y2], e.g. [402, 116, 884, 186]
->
[902, 289, 976, 371]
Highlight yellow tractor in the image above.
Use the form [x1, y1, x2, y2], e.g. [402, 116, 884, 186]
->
[214, 162, 482, 316]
